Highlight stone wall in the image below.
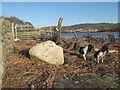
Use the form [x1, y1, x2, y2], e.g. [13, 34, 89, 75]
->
[0, 17, 4, 90]
[0, 17, 14, 89]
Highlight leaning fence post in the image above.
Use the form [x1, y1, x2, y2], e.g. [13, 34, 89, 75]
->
[57, 17, 63, 43]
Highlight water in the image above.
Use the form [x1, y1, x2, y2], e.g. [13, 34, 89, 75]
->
[62, 32, 119, 39]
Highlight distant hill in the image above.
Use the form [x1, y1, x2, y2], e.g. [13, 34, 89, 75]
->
[42, 23, 118, 32]
[62, 23, 118, 32]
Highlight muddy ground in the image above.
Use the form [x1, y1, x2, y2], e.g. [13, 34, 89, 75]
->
[2, 38, 120, 89]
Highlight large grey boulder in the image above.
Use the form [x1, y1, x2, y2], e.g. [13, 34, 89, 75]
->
[29, 41, 64, 65]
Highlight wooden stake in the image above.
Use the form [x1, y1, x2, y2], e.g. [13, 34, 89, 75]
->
[57, 17, 63, 43]
[15, 25, 17, 39]
[12, 23, 15, 40]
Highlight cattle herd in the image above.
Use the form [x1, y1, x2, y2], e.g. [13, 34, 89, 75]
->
[79, 43, 111, 63]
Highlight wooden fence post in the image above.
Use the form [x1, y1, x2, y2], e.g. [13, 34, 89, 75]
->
[74, 31, 77, 39]
[12, 23, 15, 40]
[57, 17, 63, 43]
[28, 25, 30, 42]
[13, 24, 20, 41]
[49, 26, 53, 39]
[15, 25, 17, 39]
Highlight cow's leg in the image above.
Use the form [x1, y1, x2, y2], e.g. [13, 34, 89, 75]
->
[83, 54, 86, 60]
[97, 56, 100, 63]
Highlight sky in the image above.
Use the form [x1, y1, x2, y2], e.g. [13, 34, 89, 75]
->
[2, 0, 120, 2]
[2, 2, 118, 26]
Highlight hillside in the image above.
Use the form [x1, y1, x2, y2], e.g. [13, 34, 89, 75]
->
[62, 23, 118, 32]
[42, 23, 118, 32]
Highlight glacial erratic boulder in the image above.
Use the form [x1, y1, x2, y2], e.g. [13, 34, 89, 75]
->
[29, 41, 64, 65]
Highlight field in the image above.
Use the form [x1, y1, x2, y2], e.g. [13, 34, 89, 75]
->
[2, 38, 120, 89]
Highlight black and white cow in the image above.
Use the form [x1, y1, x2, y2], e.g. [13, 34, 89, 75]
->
[94, 43, 110, 63]
[79, 44, 94, 60]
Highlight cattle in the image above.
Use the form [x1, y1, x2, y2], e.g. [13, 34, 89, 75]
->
[79, 44, 94, 60]
[94, 43, 110, 63]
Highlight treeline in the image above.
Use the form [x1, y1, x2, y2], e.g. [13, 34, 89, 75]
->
[1, 16, 36, 31]
[3, 16, 33, 26]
